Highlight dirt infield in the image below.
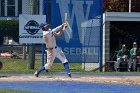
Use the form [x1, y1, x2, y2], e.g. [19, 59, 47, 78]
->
[0, 75, 140, 86]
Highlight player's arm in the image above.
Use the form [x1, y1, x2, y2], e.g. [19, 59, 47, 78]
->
[54, 24, 67, 36]
[130, 49, 133, 58]
[117, 50, 122, 58]
[54, 29, 64, 36]
[136, 48, 140, 58]
[51, 23, 67, 32]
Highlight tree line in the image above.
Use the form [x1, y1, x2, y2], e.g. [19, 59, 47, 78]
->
[104, 0, 140, 12]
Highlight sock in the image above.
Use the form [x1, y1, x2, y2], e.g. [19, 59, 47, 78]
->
[63, 62, 71, 74]
[37, 66, 45, 73]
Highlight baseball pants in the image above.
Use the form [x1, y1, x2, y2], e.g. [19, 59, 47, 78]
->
[44, 47, 68, 69]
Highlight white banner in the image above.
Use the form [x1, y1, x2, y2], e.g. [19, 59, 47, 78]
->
[19, 15, 46, 43]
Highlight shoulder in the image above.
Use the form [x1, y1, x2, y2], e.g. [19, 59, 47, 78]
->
[119, 49, 122, 52]
[43, 31, 49, 36]
[138, 48, 140, 50]
[137, 48, 140, 52]
[130, 48, 133, 51]
[117, 50, 122, 53]
[43, 29, 52, 35]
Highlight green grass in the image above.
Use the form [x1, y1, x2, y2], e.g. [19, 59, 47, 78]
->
[0, 58, 140, 74]
[0, 89, 42, 93]
[0, 58, 83, 74]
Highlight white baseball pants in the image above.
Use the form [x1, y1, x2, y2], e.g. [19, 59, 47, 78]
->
[44, 47, 68, 69]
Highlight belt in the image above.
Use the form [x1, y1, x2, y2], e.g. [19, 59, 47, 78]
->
[46, 46, 57, 50]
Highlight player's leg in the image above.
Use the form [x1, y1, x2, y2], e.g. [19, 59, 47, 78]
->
[34, 66, 45, 77]
[127, 59, 132, 71]
[115, 58, 121, 71]
[132, 58, 137, 71]
[55, 47, 71, 77]
[34, 50, 55, 77]
[63, 62, 71, 77]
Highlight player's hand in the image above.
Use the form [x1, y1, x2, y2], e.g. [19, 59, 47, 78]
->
[62, 23, 67, 29]
[62, 23, 65, 26]
[64, 23, 68, 28]
[137, 56, 140, 59]
[122, 55, 128, 59]
[62, 22, 67, 26]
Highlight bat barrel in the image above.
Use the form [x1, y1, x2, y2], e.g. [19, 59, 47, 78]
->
[65, 12, 68, 21]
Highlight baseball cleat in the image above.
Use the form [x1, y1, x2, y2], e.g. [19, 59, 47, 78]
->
[34, 71, 39, 77]
[68, 73, 71, 78]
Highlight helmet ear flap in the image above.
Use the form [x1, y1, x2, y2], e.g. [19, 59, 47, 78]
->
[42, 27, 45, 31]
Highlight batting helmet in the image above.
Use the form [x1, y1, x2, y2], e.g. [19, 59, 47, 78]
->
[40, 22, 49, 29]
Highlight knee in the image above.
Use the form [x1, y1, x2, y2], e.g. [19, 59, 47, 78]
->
[117, 58, 121, 61]
[62, 59, 68, 64]
[44, 63, 53, 69]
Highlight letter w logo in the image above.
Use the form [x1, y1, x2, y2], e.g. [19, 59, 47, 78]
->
[56, 0, 93, 43]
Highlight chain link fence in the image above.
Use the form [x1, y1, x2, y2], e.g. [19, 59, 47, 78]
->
[0, 44, 40, 73]
[0, 0, 69, 74]
[1, 0, 140, 74]
[0, 44, 82, 74]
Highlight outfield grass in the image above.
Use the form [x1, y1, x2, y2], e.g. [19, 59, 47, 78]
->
[0, 58, 82, 74]
[0, 58, 140, 74]
[0, 89, 42, 93]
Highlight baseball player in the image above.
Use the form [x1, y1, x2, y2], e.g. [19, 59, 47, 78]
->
[115, 44, 130, 71]
[130, 42, 140, 71]
[34, 22, 71, 77]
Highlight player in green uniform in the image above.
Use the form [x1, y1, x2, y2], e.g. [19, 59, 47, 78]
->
[130, 42, 140, 71]
[115, 44, 130, 71]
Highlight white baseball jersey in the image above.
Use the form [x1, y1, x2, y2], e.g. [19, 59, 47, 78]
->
[43, 28, 57, 48]
[43, 25, 63, 48]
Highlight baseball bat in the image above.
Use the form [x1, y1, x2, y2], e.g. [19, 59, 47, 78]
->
[64, 13, 72, 39]
[64, 13, 71, 38]
[65, 13, 68, 22]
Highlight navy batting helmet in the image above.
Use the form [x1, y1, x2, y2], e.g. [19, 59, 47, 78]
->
[40, 22, 49, 29]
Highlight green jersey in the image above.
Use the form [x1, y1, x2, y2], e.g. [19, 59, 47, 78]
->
[117, 49, 130, 59]
[130, 48, 140, 58]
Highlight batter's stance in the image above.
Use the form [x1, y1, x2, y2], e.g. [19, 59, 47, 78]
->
[34, 22, 71, 77]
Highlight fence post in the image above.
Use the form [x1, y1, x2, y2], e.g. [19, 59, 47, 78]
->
[42, 44, 45, 66]
[23, 44, 27, 60]
[27, 0, 39, 69]
[27, 44, 35, 69]
[129, 0, 131, 13]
